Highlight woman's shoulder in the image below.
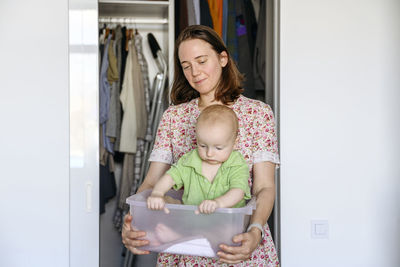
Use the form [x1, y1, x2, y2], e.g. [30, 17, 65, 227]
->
[235, 95, 273, 114]
[164, 98, 199, 116]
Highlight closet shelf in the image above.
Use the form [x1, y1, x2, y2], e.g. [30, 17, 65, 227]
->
[99, 1, 169, 20]
[99, 0, 168, 5]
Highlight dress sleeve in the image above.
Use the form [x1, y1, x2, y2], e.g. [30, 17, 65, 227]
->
[252, 103, 280, 165]
[148, 107, 174, 164]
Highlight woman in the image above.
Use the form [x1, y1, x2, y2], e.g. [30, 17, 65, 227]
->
[122, 25, 280, 266]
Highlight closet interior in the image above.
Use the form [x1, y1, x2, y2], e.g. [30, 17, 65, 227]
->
[98, 1, 174, 266]
[97, 1, 277, 266]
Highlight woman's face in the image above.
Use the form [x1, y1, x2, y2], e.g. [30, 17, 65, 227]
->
[178, 39, 227, 98]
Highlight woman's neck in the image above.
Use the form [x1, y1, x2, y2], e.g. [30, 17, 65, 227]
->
[198, 94, 222, 111]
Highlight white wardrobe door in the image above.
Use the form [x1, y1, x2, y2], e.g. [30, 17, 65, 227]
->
[0, 0, 70, 266]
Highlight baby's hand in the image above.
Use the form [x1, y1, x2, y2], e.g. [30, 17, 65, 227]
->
[196, 200, 219, 214]
[147, 196, 170, 214]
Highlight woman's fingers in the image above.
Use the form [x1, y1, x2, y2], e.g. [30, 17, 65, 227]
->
[123, 214, 132, 228]
[126, 244, 151, 255]
[121, 214, 150, 254]
[217, 233, 253, 263]
[122, 229, 150, 255]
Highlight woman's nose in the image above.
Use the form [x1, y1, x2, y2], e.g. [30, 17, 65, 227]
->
[191, 65, 200, 76]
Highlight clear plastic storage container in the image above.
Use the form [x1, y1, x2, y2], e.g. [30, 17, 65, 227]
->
[126, 189, 256, 258]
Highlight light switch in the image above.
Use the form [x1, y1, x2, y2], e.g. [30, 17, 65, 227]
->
[311, 220, 329, 239]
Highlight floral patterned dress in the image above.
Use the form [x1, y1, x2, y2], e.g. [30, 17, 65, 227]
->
[149, 95, 280, 266]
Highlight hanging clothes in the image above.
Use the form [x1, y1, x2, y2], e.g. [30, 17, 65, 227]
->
[119, 38, 146, 153]
[193, 0, 201, 25]
[113, 26, 129, 163]
[187, 0, 197, 26]
[106, 26, 123, 152]
[105, 37, 120, 148]
[226, 0, 238, 62]
[200, 0, 213, 29]
[131, 31, 152, 196]
[235, 0, 256, 99]
[251, 0, 260, 22]
[207, 0, 223, 37]
[113, 153, 135, 230]
[99, 34, 114, 154]
[253, 0, 267, 94]
[99, 136, 117, 214]
[176, 0, 189, 38]
[134, 32, 151, 116]
[243, 0, 257, 60]
[131, 39, 148, 140]
[222, 0, 229, 44]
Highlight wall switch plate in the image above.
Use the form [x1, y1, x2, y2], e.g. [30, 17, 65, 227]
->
[311, 220, 329, 239]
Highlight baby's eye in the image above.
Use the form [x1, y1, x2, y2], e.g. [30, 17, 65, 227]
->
[216, 147, 223, 150]
[199, 144, 206, 148]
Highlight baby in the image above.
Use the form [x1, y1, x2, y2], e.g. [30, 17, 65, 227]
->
[147, 104, 251, 214]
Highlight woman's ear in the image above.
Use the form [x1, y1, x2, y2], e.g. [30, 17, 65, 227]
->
[219, 51, 228, 67]
[234, 134, 239, 146]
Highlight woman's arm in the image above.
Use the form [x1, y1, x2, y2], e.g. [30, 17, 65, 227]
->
[137, 162, 171, 192]
[217, 161, 276, 264]
[248, 161, 276, 235]
[121, 161, 171, 254]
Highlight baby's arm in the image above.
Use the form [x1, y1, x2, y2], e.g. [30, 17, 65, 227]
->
[197, 188, 245, 214]
[147, 174, 175, 214]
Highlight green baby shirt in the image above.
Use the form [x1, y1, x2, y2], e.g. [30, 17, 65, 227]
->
[167, 149, 251, 207]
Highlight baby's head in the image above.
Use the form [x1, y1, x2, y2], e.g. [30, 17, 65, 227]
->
[195, 105, 238, 164]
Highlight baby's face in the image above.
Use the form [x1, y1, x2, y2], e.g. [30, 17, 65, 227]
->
[196, 122, 236, 165]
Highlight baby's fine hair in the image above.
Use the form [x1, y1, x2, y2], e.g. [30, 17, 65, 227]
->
[196, 105, 239, 139]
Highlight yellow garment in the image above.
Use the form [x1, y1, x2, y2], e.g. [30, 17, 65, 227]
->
[107, 40, 119, 84]
[207, 0, 223, 37]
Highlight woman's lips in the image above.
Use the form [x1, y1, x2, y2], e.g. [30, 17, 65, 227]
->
[194, 78, 206, 84]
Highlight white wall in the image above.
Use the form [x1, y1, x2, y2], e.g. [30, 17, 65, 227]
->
[0, 1, 70, 266]
[280, 0, 400, 266]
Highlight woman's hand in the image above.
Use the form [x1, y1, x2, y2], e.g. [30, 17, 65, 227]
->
[217, 227, 262, 264]
[121, 214, 150, 255]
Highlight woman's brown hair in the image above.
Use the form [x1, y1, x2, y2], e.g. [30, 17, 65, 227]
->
[170, 25, 244, 105]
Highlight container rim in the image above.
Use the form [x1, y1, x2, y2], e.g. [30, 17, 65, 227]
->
[126, 189, 256, 215]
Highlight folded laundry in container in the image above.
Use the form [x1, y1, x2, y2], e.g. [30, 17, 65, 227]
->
[126, 189, 256, 257]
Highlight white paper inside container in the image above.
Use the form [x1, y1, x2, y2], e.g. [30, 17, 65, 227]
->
[126, 189, 256, 215]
